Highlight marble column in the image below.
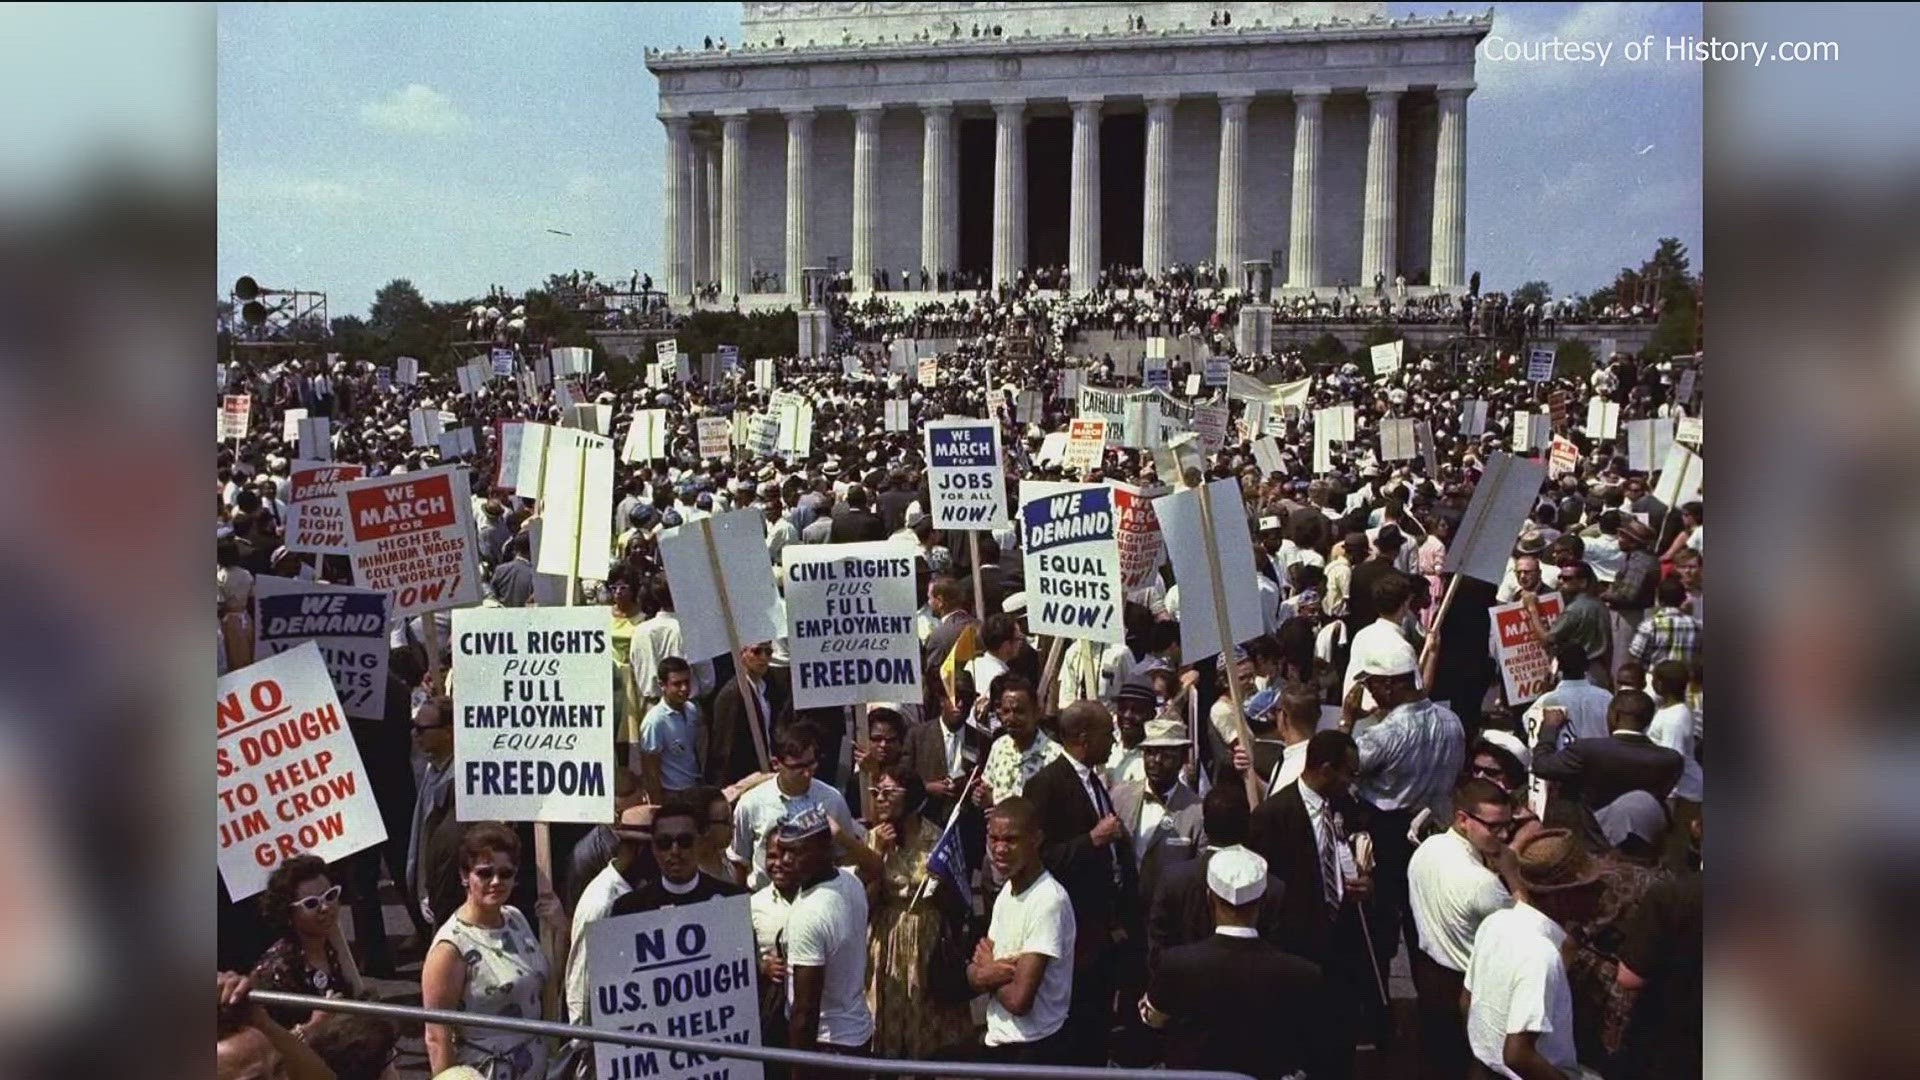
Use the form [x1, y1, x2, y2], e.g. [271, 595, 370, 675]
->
[690, 137, 712, 289]
[851, 106, 882, 292]
[1068, 98, 1102, 293]
[719, 111, 748, 300]
[662, 115, 692, 302]
[1430, 84, 1472, 290]
[1286, 88, 1326, 290]
[1214, 92, 1252, 282]
[705, 141, 722, 291]
[920, 103, 953, 288]
[991, 101, 1025, 286]
[1360, 86, 1404, 290]
[784, 108, 813, 302]
[1142, 95, 1176, 277]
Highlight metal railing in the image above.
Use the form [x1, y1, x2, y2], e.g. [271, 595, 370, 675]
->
[250, 990, 1253, 1080]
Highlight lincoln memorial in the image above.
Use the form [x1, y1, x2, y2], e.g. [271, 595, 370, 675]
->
[646, 2, 1488, 307]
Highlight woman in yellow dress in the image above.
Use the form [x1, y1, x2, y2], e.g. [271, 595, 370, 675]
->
[863, 763, 977, 1058]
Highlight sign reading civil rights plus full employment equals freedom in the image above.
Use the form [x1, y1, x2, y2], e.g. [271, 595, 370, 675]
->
[924, 418, 1008, 530]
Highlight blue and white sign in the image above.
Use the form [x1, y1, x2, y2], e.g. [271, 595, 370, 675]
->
[1020, 482, 1124, 644]
[924, 417, 1008, 529]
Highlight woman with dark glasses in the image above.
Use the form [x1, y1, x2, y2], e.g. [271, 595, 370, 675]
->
[422, 823, 551, 1079]
[249, 854, 361, 1030]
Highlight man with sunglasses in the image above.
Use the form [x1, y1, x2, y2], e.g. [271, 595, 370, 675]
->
[1407, 778, 1521, 1080]
[609, 795, 745, 918]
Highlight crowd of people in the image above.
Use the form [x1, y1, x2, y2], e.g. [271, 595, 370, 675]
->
[216, 282, 1702, 1080]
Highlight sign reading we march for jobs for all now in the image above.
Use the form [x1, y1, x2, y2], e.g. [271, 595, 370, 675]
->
[924, 417, 1008, 529]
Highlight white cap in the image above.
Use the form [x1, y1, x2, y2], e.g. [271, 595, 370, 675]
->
[1206, 846, 1268, 905]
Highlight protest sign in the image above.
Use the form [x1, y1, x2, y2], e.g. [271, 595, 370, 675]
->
[883, 399, 910, 433]
[1143, 356, 1170, 391]
[436, 427, 477, 460]
[1492, 595, 1564, 705]
[253, 577, 390, 721]
[658, 510, 784, 663]
[1193, 402, 1230, 454]
[490, 347, 516, 378]
[535, 429, 616, 583]
[623, 409, 668, 463]
[340, 465, 483, 619]
[297, 417, 331, 461]
[1112, 482, 1166, 591]
[282, 407, 308, 444]
[1203, 354, 1230, 388]
[1379, 417, 1417, 461]
[1154, 479, 1264, 661]
[655, 338, 678, 364]
[216, 643, 385, 901]
[1021, 484, 1124, 643]
[1370, 339, 1404, 377]
[585, 894, 763, 1080]
[1062, 419, 1108, 472]
[222, 395, 251, 440]
[1443, 453, 1549, 585]
[1527, 346, 1556, 383]
[925, 418, 1008, 529]
[1460, 399, 1489, 437]
[1252, 437, 1284, 478]
[284, 461, 366, 555]
[918, 357, 938, 387]
[1676, 416, 1703, 447]
[782, 542, 921, 710]
[1548, 436, 1580, 480]
[1586, 397, 1621, 441]
[396, 356, 419, 386]
[696, 417, 731, 459]
[450, 607, 613, 824]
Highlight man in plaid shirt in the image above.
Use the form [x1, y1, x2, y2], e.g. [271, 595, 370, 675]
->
[1629, 575, 1702, 672]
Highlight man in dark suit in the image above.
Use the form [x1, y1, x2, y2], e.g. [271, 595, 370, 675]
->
[1531, 688, 1683, 847]
[705, 642, 789, 786]
[1147, 783, 1288, 973]
[1248, 730, 1378, 1080]
[827, 484, 889, 543]
[1022, 700, 1139, 1066]
[1141, 847, 1327, 1080]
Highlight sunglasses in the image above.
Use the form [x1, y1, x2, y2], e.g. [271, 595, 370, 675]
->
[288, 884, 342, 912]
[653, 832, 699, 850]
[468, 864, 517, 883]
[1463, 810, 1519, 838]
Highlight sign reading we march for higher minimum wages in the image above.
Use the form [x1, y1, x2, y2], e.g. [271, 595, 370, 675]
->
[924, 417, 1008, 529]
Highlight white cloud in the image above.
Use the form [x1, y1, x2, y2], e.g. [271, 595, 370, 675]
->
[360, 84, 470, 136]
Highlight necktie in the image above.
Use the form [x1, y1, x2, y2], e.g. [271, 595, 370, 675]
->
[1317, 808, 1341, 916]
[1089, 771, 1123, 886]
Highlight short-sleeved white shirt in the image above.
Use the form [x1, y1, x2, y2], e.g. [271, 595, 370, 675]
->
[784, 867, 873, 1048]
[1465, 903, 1582, 1080]
[1408, 829, 1513, 973]
[984, 870, 1076, 1047]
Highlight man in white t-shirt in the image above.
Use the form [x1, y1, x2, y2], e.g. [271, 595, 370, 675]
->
[1408, 778, 1517, 1080]
[779, 806, 875, 1057]
[969, 796, 1076, 1065]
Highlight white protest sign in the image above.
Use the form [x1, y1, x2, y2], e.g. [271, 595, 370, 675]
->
[282, 407, 308, 444]
[1112, 482, 1166, 591]
[450, 607, 614, 824]
[1154, 479, 1264, 661]
[339, 465, 483, 619]
[296, 417, 331, 462]
[586, 894, 763, 1080]
[1527, 346, 1556, 383]
[1443, 453, 1550, 585]
[884, 399, 910, 432]
[396, 356, 419, 386]
[782, 542, 922, 710]
[221, 395, 251, 440]
[1062, 418, 1108, 472]
[696, 416, 731, 459]
[1379, 417, 1417, 461]
[1586, 398, 1621, 441]
[658, 510, 784, 663]
[490, 347, 516, 378]
[216, 643, 385, 900]
[623, 410, 668, 464]
[925, 417, 1008, 529]
[918, 357, 938, 387]
[252, 577, 390, 721]
[655, 338, 678, 364]
[284, 461, 367, 555]
[1143, 356, 1170, 391]
[1676, 416, 1703, 447]
[1370, 339, 1404, 377]
[535, 429, 616, 583]
[1252, 437, 1284, 478]
[1021, 483, 1124, 643]
[1492, 595, 1564, 705]
[1203, 355, 1231, 388]
[1461, 399, 1489, 437]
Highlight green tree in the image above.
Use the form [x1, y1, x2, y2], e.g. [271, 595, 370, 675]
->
[1512, 280, 1552, 308]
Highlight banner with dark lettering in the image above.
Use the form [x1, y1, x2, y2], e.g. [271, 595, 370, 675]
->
[216, 643, 385, 901]
[587, 894, 763, 1080]
[924, 417, 1007, 530]
[284, 460, 366, 555]
[1020, 482, 1124, 644]
[782, 541, 921, 710]
[253, 577, 390, 720]
[338, 464, 482, 620]
[450, 607, 614, 824]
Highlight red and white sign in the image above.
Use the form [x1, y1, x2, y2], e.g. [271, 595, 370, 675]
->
[1112, 481, 1167, 592]
[338, 465, 482, 619]
[221, 395, 252, 441]
[1491, 594, 1564, 705]
[1062, 419, 1108, 472]
[216, 643, 385, 901]
[284, 460, 367, 555]
[1547, 437, 1580, 480]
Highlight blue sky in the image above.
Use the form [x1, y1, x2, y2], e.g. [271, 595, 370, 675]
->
[217, 2, 1702, 318]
